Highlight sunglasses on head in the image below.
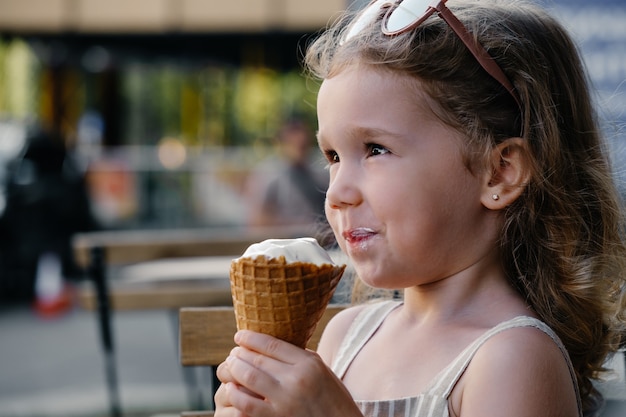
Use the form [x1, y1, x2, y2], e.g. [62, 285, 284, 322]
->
[344, 0, 522, 112]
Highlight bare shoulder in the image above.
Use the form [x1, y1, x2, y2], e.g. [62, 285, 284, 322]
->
[452, 325, 580, 417]
[316, 304, 369, 365]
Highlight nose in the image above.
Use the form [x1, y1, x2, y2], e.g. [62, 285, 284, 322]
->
[325, 165, 362, 210]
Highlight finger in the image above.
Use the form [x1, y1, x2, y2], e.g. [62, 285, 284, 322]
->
[234, 330, 305, 362]
[223, 381, 271, 417]
[231, 342, 326, 379]
[229, 346, 286, 376]
[215, 383, 252, 417]
[226, 352, 280, 398]
[216, 360, 234, 384]
[229, 344, 331, 399]
[216, 381, 262, 414]
[214, 383, 239, 416]
[214, 382, 231, 408]
[220, 357, 265, 399]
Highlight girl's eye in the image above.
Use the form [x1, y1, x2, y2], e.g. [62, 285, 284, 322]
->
[324, 150, 340, 164]
[367, 143, 390, 157]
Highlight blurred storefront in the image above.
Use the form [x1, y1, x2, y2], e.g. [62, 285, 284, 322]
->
[0, 0, 624, 231]
[0, 0, 349, 230]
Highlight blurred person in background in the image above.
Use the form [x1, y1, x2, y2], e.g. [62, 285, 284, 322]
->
[0, 128, 98, 310]
[245, 119, 328, 229]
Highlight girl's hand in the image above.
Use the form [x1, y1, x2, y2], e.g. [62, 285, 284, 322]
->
[214, 330, 362, 417]
[214, 350, 263, 417]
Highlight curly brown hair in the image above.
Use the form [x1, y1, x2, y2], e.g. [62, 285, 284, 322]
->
[304, 0, 626, 414]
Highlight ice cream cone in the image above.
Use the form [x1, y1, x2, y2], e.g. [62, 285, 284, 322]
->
[229, 255, 345, 348]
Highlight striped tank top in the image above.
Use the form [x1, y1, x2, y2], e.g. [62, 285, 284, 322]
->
[331, 300, 583, 417]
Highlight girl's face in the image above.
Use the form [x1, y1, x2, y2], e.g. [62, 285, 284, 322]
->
[317, 66, 497, 289]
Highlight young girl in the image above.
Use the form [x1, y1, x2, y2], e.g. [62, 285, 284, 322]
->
[215, 1, 626, 416]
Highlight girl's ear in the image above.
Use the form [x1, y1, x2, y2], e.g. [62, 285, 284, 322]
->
[481, 137, 530, 210]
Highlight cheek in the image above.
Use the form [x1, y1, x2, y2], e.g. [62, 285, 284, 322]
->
[324, 202, 345, 242]
[324, 200, 338, 229]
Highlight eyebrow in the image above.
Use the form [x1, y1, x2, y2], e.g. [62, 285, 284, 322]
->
[317, 125, 406, 146]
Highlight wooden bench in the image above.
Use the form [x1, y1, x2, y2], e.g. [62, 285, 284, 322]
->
[178, 304, 348, 417]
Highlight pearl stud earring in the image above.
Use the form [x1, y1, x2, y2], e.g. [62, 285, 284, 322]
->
[492, 194, 500, 201]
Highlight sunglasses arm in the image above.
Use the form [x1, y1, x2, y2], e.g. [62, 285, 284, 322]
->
[436, 3, 522, 110]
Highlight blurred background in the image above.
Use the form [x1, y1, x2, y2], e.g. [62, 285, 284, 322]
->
[0, 0, 624, 416]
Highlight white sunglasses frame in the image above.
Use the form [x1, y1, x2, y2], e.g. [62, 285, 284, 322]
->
[345, 0, 522, 112]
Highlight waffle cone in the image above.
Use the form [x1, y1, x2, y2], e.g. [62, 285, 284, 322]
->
[229, 255, 345, 348]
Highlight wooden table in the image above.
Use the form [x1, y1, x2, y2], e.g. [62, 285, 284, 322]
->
[76, 255, 237, 412]
[77, 256, 235, 310]
[72, 225, 314, 417]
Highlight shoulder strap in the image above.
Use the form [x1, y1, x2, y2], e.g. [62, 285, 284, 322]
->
[332, 300, 401, 378]
[424, 316, 583, 416]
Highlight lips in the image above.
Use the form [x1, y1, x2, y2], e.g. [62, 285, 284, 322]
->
[342, 227, 377, 244]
